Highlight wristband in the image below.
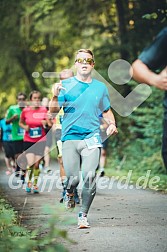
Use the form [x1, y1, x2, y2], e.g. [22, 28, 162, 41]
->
[109, 122, 116, 127]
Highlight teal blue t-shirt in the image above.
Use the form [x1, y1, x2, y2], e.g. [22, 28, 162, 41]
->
[58, 77, 110, 141]
[0, 118, 12, 141]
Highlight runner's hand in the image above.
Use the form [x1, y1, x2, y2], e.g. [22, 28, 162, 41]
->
[106, 124, 118, 136]
[24, 125, 29, 132]
[52, 81, 66, 97]
[13, 114, 18, 120]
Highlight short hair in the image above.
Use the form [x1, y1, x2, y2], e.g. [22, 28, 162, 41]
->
[75, 49, 94, 59]
[17, 92, 27, 99]
[29, 90, 41, 100]
[59, 69, 74, 80]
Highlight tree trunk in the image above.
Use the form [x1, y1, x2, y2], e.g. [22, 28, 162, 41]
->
[17, 53, 38, 91]
[115, 0, 130, 60]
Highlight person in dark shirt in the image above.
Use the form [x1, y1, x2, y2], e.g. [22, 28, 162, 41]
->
[132, 27, 167, 171]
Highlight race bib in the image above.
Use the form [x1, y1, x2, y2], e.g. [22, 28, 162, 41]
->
[84, 133, 102, 149]
[29, 127, 42, 138]
[17, 127, 24, 136]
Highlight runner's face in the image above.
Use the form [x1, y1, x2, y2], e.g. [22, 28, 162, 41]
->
[75, 52, 94, 76]
[17, 96, 26, 108]
[30, 93, 41, 107]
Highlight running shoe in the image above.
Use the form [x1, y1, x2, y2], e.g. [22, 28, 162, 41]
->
[78, 213, 90, 229]
[64, 192, 75, 209]
[33, 185, 39, 194]
[26, 182, 32, 193]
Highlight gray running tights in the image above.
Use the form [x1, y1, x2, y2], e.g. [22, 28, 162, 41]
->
[62, 140, 100, 214]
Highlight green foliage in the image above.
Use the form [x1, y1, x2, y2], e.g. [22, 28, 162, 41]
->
[0, 0, 166, 112]
[106, 83, 167, 191]
[0, 198, 71, 252]
[142, 8, 167, 23]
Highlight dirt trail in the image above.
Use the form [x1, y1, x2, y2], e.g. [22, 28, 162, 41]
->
[0, 156, 167, 252]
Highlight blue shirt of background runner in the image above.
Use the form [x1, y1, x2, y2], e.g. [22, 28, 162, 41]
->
[0, 118, 12, 141]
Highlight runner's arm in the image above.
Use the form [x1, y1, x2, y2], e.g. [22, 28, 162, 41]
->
[102, 109, 118, 136]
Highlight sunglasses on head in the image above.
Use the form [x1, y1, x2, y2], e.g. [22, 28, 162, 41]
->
[75, 58, 94, 65]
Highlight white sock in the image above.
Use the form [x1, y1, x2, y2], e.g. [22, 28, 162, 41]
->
[99, 167, 104, 172]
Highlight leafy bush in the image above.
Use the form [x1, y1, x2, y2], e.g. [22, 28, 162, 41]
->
[0, 198, 71, 252]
